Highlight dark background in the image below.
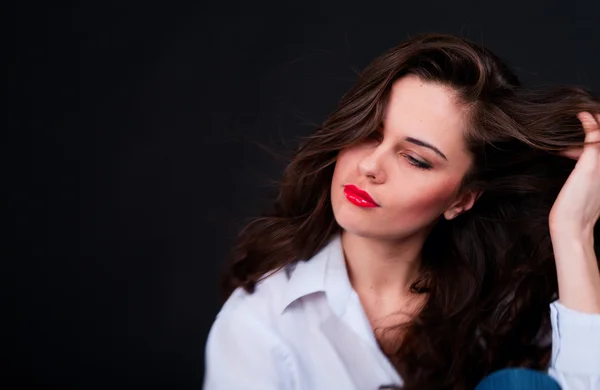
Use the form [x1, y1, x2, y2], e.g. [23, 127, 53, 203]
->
[7, 1, 600, 389]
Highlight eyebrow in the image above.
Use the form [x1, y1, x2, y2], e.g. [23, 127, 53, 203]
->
[404, 137, 448, 160]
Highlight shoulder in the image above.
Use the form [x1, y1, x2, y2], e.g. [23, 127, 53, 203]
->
[204, 267, 301, 389]
[205, 267, 295, 358]
[217, 266, 292, 326]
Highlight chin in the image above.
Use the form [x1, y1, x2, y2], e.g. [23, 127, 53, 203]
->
[343, 228, 389, 240]
[331, 195, 380, 235]
[333, 208, 431, 242]
[333, 210, 387, 239]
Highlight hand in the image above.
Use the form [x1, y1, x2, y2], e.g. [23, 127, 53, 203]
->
[549, 112, 600, 237]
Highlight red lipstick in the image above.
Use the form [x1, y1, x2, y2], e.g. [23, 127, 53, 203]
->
[343, 184, 379, 208]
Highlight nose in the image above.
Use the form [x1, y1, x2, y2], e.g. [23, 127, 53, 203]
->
[357, 148, 386, 184]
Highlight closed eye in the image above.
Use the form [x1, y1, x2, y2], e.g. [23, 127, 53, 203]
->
[366, 129, 432, 170]
[403, 154, 432, 170]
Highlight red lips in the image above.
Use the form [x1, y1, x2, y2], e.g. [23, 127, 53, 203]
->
[343, 184, 379, 208]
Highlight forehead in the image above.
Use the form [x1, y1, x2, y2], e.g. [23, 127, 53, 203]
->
[384, 75, 469, 155]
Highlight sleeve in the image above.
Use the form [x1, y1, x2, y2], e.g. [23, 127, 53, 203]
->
[547, 300, 600, 389]
[202, 293, 299, 390]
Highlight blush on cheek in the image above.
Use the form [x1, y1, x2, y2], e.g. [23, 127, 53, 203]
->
[401, 182, 460, 220]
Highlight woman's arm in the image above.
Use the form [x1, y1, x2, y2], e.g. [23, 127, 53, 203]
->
[547, 228, 600, 389]
[550, 220, 600, 314]
[549, 112, 600, 313]
[546, 112, 600, 389]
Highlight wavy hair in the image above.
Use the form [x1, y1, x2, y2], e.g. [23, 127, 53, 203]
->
[221, 33, 600, 389]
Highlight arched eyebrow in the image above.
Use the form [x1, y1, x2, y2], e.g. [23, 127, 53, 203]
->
[404, 137, 448, 160]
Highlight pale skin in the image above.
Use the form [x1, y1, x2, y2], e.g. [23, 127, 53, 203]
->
[330, 75, 600, 333]
[550, 111, 600, 313]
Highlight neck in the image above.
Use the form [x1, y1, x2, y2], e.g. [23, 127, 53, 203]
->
[341, 230, 425, 298]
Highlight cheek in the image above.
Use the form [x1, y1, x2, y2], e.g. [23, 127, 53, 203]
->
[390, 176, 460, 218]
[332, 147, 362, 183]
[330, 149, 365, 215]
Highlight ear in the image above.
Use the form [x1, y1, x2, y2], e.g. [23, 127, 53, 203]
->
[443, 189, 482, 220]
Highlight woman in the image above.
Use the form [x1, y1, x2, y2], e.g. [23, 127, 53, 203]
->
[203, 33, 600, 389]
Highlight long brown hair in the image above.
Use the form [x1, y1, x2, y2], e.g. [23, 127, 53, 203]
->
[221, 33, 600, 389]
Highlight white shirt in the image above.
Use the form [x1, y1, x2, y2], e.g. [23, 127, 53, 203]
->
[204, 235, 600, 390]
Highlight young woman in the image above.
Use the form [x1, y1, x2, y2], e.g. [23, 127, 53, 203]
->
[203, 33, 600, 389]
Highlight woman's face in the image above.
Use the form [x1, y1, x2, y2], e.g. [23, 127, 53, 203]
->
[331, 75, 477, 240]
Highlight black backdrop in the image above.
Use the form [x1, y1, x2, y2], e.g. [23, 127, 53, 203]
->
[7, 1, 600, 389]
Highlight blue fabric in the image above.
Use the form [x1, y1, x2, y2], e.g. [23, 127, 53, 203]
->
[475, 368, 562, 390]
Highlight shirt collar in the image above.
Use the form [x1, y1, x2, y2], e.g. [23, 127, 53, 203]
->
[280, 234, 353, 316]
